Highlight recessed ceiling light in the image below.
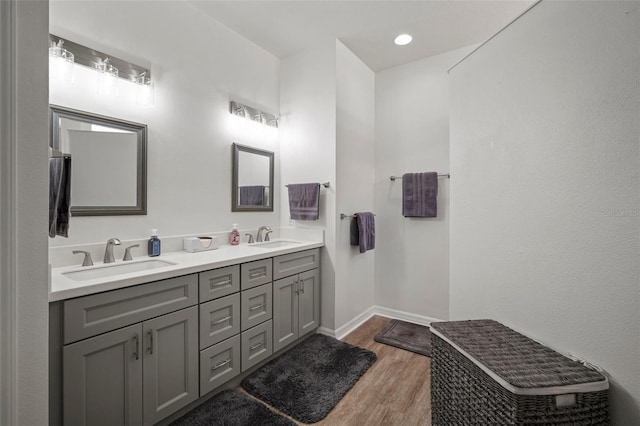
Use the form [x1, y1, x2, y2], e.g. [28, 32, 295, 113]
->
[394, 34, 413, 46]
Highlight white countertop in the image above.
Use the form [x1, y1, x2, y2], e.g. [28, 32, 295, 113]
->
[49, 239, 323, 302]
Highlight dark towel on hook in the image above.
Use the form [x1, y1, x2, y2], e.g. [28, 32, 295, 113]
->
[402, 172, 438, 217]
[49, 157, 72, 238]
[350, 212, 375, 253]
[239, 185, 265, 206]
[288, 183, 320, 220]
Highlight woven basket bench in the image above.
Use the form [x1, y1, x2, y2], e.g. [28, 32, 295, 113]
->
[430, 320, 609, 425]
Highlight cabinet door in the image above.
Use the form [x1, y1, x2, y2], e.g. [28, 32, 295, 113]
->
[298, 268, 320, 337]
[63, 324, 143, 426]
[273, 275, 299, 352]
[143, 306, 198, 426]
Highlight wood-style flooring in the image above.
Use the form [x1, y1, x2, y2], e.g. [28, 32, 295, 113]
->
[242, 315, 432, 425]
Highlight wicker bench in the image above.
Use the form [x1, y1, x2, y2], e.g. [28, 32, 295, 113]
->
[430, 320, 609, 425]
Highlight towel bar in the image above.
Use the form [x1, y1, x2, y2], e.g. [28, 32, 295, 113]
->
[340, 213, 376, 220]
[285, 182, 330, 188]
[390, 174, 449, 180]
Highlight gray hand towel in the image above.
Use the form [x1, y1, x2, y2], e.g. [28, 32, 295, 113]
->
[239, 185, 265, 206]
[49, 157, 72, 238]
[350, 212, 375, 253]
[288, 183, 320, 220]
[402, 172, 437, 217]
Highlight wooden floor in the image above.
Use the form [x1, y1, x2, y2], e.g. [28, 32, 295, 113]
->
[242, 315, 432, 425]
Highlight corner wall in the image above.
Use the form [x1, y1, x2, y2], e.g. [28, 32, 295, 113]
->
[449, 2, 640, 423]
[374, 45, 475, 321]
[279, 42, 338, 330]
[335, 41, 375, 329]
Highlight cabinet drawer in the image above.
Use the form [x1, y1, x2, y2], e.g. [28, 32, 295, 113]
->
[199, 265, 240, 303]
[241, 320, 272, 372]
[273, 248, 320, 280]
[200, 293, 240, 349]
[200, 335, 241, 396]
[241, 259, 272, 290]
[64, 274, 198, 344]
[241, 283, 272, 331]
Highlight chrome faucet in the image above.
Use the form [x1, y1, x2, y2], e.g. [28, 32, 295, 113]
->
[103, 238, 121, 263]
[256, 226, 272, 242]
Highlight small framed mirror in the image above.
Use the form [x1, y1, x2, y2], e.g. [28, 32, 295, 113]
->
[50, 105, 147, 216]
[232, 143, 274, 212]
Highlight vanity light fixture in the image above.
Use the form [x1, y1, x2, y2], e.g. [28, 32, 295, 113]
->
[230, 100, 278, 128]
[49, 39, 75, 83]
[49, 34, 153, 102]
[135, 72, 155, 107]
[394, 34, 413, 46]
[96, 57, 119, 96]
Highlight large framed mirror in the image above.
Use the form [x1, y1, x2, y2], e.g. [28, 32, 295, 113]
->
[50, 105, 147, 216]
[232, 143, 274, 212]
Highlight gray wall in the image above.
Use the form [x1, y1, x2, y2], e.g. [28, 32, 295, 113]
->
[449, 2, 640, 423]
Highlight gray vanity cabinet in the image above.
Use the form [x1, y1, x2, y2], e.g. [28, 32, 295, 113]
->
[61, 275, 199, 426]
[273, 249, 320, 352]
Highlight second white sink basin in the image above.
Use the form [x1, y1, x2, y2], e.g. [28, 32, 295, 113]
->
[62, 259, 177, 281]
[249, 240, 300, 249]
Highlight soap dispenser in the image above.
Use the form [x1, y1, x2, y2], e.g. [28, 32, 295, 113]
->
[148, 229, 161, 257]
[230, 224, 240, 246]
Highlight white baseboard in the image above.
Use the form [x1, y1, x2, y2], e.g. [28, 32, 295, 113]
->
[322, 306, 445, 340]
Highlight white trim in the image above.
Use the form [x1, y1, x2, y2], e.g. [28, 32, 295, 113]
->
[321, 305, 445, 340]
[0, 1, 17, 424]
[372, 306, 443, 327]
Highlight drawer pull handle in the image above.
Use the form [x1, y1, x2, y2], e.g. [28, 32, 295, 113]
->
[133, 334, 139, 360]
[211, 279, 231, 288]
[294, 277, 299, 295]
[147, 330, 153, 355]
[250, 341, 265, 351]
[211, 315, 232, 325]
[299, 278, 305, 294]
[211, 359, 231, 370]
[249, 271, 264, 278]
[249, 304, 264, 312]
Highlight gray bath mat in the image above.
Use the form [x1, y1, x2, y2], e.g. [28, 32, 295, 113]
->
[373, 319, 432, 357]
[241, 333, 377, 423]
[169, 389, 295, 426]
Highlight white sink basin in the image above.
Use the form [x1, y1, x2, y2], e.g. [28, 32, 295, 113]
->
[62, 259, 177, 281]
[248, 240, 300, 249]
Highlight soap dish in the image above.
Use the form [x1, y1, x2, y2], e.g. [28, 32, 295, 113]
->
[184, 236, 220, 253]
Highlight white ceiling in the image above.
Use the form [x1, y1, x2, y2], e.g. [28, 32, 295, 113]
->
[189, 0, 535, 71]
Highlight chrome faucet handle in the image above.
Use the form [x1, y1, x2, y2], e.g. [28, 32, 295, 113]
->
[256, 225, 272, 242]
[104, 238, 122, 263]
[264, 230, 273, 241]
[72, 250, 93, 267]
[123, 244, 140, 261]
[245, 233, 254, 244]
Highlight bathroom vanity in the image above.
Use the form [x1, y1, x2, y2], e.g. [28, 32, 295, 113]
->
[49, 240, 321, 426]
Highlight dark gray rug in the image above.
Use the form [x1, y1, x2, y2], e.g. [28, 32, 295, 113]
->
[373, 319, 432, 357]
[169, 389, 295, 426]
[241, 333, 377, 424]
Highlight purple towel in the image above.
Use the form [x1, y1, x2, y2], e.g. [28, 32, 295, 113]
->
[350, 212, 375, 253]
[288, 183, 320, 220]
[49, 157, 72, 238]
[239, 185, 265, 206]
[402, 172, 437, 217]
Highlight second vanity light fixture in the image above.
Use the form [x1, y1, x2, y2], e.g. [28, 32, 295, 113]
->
[49, 34, 154, 106]
[230, 100, 278, 128]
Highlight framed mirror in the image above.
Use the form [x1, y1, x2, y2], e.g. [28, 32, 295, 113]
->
[232, 143, 274, 212]
[50, 105, 147, 216]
